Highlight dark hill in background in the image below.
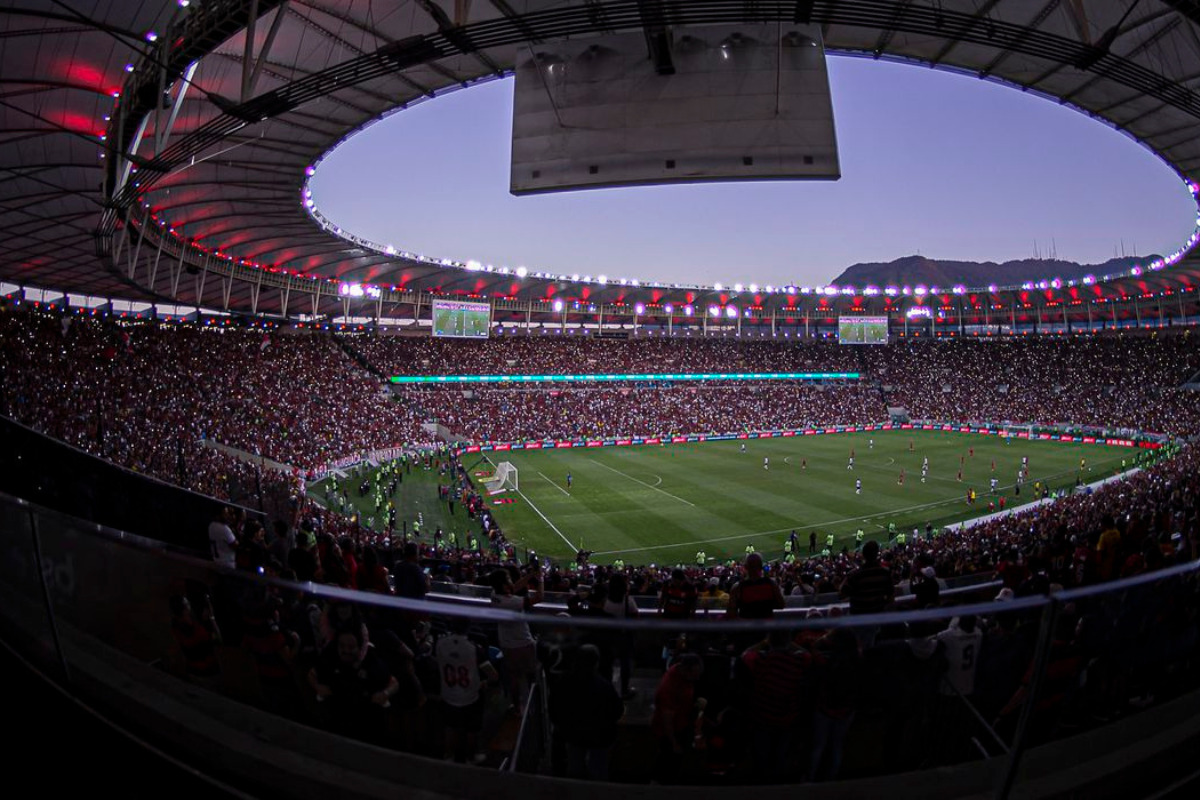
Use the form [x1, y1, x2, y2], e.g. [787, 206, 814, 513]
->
[829, 254, 1155, 288]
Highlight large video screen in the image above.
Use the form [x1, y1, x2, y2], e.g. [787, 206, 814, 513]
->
[838, 316, 889, 345]
[432, 300, 491, 339]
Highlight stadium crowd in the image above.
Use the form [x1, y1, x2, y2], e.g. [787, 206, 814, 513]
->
[404, 383, 879, 442]
[177, 439, 1199, 781]
[5, 302, 1200, 782]
[0, 308, 433, 494]
[868, 334, 1200, 436]
[344, 333, 864, 377]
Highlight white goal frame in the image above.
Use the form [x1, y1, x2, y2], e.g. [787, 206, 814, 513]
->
[487, 461, 519, 494]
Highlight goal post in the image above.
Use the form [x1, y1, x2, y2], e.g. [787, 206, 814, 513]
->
[486, 461, 518, 494]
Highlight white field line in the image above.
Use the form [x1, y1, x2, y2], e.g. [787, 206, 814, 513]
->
[592, 457, 1130, 557]
[592, 494, 978, 556]
[484, 456, 577, 552]
[537, 471, 571, 496]
[589, 459, 696, 507]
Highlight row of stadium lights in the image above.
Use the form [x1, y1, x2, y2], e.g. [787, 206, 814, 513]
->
[290, 172, 1200, 300]
[108, 28, 1200, 305]
[12, 298, 1193, 337]
[10, 281, 1198, 322]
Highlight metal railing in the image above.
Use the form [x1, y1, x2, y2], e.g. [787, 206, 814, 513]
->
[1, 489, 1198, 795]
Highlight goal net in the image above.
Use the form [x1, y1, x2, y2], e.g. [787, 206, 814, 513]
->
[486, 461, 518, 494]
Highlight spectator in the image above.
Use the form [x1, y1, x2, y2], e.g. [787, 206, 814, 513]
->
[309, 627, 399, 744]
[650, 652, 704, 784]
[807, 628, 862, 782]
[489, 567, 543, 715]
[741, 629, 813, 780]
[551, 644, 624, 780]
[727, 552, 785, 619]
[603, 573, 640, 699]
[208, 506, 237, 567]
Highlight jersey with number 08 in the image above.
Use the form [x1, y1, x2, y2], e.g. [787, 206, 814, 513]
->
[435, 633, 486, 707]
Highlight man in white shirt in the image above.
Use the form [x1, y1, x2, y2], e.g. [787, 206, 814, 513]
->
[208, 507, 237, 568]
[490, 567, 543, 714]
[936, 615, 983, 697]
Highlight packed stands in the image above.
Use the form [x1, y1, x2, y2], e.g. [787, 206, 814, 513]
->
[5, 302, 1200, 782]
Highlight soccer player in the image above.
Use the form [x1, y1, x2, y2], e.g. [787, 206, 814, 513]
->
[764, 457, 769, 470]
[869, 439, 875, 450]
[847, 456, 854, 470]
[923, 456, 929, 469]
[801, 458, 807, 470]
[956, 469, 963, 482]
[825, 532, 835, 551]
[921, 465, 928, 483]
[897, 469, 905, 486]
[566, 471, 572, 489]
[854, 529, 865, 550]
[740, 443, 747, 454]
[990, 477, 999, 494]
[855, 478, 862, 495]
[1080, 457, 1087, 471]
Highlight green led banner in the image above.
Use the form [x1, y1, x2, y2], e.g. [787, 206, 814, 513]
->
[389, 372, 860, 384]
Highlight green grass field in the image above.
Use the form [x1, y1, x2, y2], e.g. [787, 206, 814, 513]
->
[474, 431, 1131, 564]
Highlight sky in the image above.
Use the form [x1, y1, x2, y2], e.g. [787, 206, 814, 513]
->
[311, 55, 1198, 288]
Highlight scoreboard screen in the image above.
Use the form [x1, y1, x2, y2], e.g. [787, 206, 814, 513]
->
[838, 316, 889, 345]
[432, 300, 491, 339]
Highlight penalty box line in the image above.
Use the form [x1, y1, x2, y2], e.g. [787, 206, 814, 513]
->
[485, 456, 579, 553]
[588, 458, 696, 507]
[537, 471, 571, 496]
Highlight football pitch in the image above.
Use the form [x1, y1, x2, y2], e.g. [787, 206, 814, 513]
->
[476, 431, 1131, 564]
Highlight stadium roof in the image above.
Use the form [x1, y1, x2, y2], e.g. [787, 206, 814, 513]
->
[4, 0, 1200, 320]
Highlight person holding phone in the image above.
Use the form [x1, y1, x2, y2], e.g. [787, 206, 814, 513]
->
[490, 567, 543, 715]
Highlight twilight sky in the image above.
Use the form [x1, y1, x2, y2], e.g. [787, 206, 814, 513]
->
[311, 55, 1197, 288]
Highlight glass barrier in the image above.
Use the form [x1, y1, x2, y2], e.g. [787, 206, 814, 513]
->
[4, 489, 1200, 793]
[0, 497, 64, 680]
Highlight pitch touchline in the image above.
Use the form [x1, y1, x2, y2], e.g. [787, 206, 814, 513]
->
[537, 471, 571, 496]
[484, 456, 577, 552]
[589, 459, 696, 507]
